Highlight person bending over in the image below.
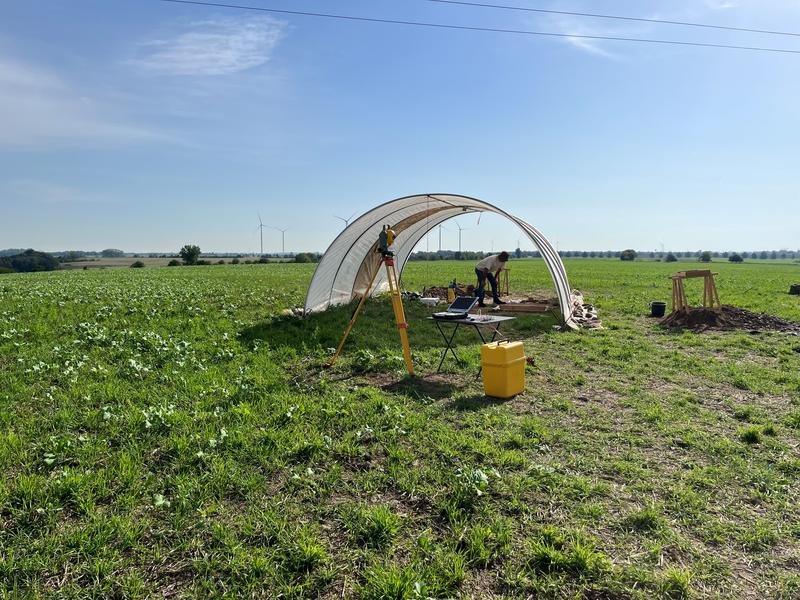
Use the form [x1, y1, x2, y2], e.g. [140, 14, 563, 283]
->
[474, 251, 509, 307]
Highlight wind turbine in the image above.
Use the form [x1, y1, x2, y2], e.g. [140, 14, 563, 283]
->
[454, 221, 469, 254]
[270, 226, 288, 256]
[334, 213, 356, 228]
[437, 224, 450, 252]
[256, 213, 266, 256]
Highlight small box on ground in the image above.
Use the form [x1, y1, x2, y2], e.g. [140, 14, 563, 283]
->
[481, 341, 526, 398]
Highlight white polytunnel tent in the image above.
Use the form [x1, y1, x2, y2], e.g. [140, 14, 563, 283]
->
[304, 193, 577, 326]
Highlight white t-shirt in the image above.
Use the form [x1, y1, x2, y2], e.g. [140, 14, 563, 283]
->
[476, 254, 505, 272]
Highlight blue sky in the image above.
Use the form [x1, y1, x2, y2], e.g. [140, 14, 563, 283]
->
[1, 0, 798, 253]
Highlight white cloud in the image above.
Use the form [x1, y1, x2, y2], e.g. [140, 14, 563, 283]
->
[703, 0, 738, 9]
[539, 0, 742, 58]
[0, 56, 164, 149]
[545, 14, 627, 59]
[563, 32, 621, 59]
[3, 179, 113, 205]
[131, 16, 286, 76]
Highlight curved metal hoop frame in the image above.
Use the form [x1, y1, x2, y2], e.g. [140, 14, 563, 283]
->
[304, 193, 573, 325]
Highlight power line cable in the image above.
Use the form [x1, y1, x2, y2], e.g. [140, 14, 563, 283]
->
[160, 0, 800, 55]
[416, 0, 800, 39]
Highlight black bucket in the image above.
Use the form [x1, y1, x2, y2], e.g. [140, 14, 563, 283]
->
[650, 301, 667, 318]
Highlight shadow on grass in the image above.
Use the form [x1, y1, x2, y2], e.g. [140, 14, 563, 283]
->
[381, 374, 462, 400]
[240, 302, 357, 350]
[240, 297, 557, 353]
[447, 394, 512, 412]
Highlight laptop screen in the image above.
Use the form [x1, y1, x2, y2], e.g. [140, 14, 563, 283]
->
[449, 296, 478, 312]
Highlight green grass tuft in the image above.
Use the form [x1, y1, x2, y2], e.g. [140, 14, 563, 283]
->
[281, 530, 329, 574]
[658, 567, 693, 599]
[360, 564, 420, 600]
[344, 504, 402, 549]
[622, 504, 667, 534]
[460, 519, 511, 567]
[740, 426, 762, 444]
[734, 405, 756, 422]
[742, 519, 780, 551]
[524, 530, 609, 580]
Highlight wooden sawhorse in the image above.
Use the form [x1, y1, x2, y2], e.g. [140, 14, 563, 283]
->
[670, 270, 720, 312]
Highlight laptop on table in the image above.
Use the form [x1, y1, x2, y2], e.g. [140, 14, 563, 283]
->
[432, 296, 479, 320]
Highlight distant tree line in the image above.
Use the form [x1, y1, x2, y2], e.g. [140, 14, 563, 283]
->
[555, 250, 799, 260]
[165, 245, 321, 268]
[6, 247, 796, 262]
[409, 249, 800, 261]
[1, 245, 796, 275]
[410, 250, 540, 261]
[0, 248, 28, 258]
[30, 249, 127, 261]
[0, 250, 60, 273]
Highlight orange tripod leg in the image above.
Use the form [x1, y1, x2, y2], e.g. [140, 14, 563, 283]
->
[384, 259, 414, 376]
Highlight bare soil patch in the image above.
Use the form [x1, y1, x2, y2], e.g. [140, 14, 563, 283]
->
[422, 284, 475, 299]
[660, 305, 800, 333]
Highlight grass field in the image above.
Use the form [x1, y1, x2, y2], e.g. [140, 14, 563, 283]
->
[2, 259, 800, 599]
[59, 257, 292, 270]
[59, 257, 179, 269]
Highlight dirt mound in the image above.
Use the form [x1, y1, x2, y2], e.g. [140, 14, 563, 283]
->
[422, 285, 475, 299]
[660, 305, 800, 333]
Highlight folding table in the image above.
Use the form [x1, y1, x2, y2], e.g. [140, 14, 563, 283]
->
[427, 315, 516, 374]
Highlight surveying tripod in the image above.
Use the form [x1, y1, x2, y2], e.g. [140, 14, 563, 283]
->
[328, 254, 414, 376]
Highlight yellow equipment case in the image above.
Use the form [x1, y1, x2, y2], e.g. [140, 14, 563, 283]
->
[480, 341, 526, 398]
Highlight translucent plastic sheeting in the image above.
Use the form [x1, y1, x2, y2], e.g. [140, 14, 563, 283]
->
[304, 194, 574, 325]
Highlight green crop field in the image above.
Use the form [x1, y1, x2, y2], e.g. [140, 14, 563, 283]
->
[2, 259, 800, 599]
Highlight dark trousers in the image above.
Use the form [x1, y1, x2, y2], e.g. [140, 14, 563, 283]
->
[475, 268, 500, 304]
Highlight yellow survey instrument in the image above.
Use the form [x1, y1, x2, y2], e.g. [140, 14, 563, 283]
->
[378, 224, 397, 256]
